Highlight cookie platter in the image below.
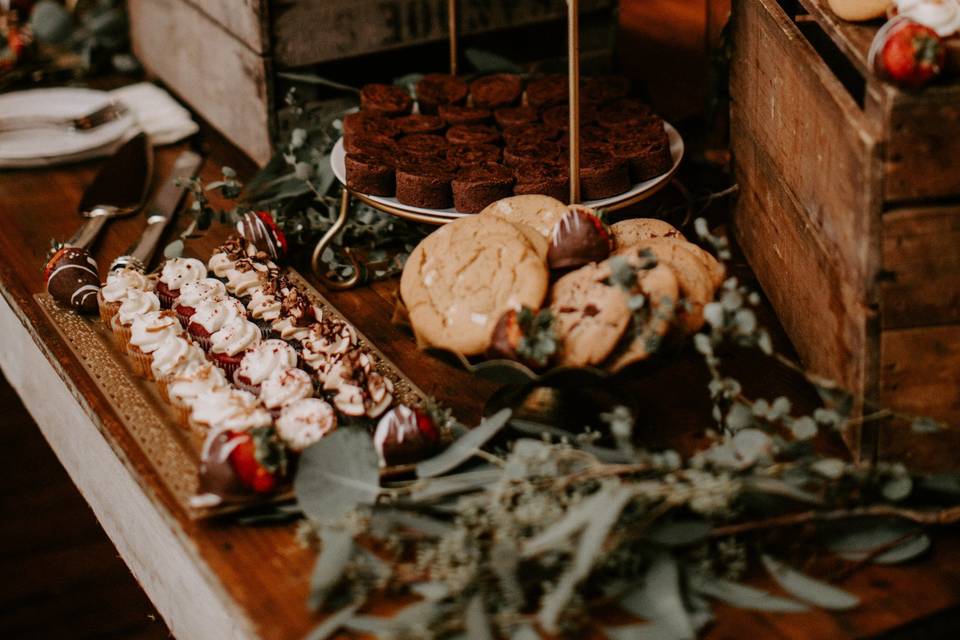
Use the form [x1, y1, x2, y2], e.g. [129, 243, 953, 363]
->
[330, 124, 684, 225]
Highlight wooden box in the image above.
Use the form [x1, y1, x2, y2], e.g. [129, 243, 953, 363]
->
[128, 0, 613, 166]
[730, 0, 960, 461]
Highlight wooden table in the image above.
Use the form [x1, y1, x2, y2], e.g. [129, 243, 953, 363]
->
[1, 132, 959, 639]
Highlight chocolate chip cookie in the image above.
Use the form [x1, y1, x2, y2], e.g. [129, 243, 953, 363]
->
[610, 218, 683, 250]
[480, 194, 569, 239]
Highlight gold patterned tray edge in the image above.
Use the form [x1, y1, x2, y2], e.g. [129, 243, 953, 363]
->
[34, 268, 429, 521]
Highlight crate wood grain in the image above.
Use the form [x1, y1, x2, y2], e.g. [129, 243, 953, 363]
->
[731, 0, 960, 459]
[128, 0, 274, 166]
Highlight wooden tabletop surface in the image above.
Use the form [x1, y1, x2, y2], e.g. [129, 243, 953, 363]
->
[1, 130, 959, 639]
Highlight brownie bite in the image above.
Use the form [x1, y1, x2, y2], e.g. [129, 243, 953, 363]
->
[344, 133, 397, 159]
[494, 106, 539, 129]
[526, 74, 568, 109]
[360, 83, 413, 118]
[447, 143, 502, 168]
[580, 145, 631, 200]
[446, 124, 501, 146]
[396, 157, 456, 209]
[342, 112, 398, 143]
[438, 104, 492, 126]
[394, 114, 446, 136]
[503, 122, 560, 147]
[541, 103, 599, 133]
[581, 75, 631, 104]
[611, 136, 673, 182]
[452, 162, 515, 213]
[504, 139, 563, 168]
[514, 163, 570, 203]
[470, 74, 523, 110]
[415, 74, 469, 115]
[597, 98, 657, 131]
[398, 133, 448, 159]
[345, 153, 396, 196]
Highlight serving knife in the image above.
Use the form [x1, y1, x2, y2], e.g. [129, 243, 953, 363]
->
[111, 150, 203, 273]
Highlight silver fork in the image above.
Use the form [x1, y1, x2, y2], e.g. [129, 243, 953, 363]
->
[0, 101, 129, 133]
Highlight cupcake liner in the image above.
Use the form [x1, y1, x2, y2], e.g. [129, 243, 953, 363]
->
[110, 314, 133, 348]
[155, 282, 178, 309]
[97, 290, 120, 326]
[157, 376, 171, 404]
[188, 329, 213, 351]
[173, 305, 195, 330]
[232, 370, 262, 397]
[127, 344, 155, 380]
[210, 354, 241, 379]
[171, 397, 193, 429]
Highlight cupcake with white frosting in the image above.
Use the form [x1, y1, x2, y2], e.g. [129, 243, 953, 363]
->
[270, 289, 319, 350]
[172, 278, 227, 327]
[186, 296, 246, 350]
[322, 350, 394, 418]
[259, 367, 314, 417]
[97, 267, 155, 325]
[152, 335, 208, 400]
[224, 258, 273, 302]
[127, 310, 184, 379]
[276, 398, 337, 452]
[233, 339, 298, 395]
[156, 257, 207, 307]
[109, 289, 161, 346]
[166, 362, 229, 428]
[189, 387, 272, 434]
[301, 317, 359, 382]
[208, 316, 262, 378]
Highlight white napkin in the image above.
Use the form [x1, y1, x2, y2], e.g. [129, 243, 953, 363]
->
[0, 82, 199, 168]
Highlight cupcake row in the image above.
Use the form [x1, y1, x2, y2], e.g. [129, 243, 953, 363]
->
[96, 237, 438, 507]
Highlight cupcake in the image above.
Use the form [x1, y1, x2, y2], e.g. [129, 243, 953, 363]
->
[300, 318, 359, 381]
[127, 310, 184, 379]
[208, 316, 262, 378]
[97, 268, 155, 325]
[322, 351, 394, 419]
[208, 237, 251, 281]
[173, 278, 227, 327]
[166, 362, 229, 428]
[156, 258, 207, 307]
[246, 286, 284, 337]
[415, 74, 468, 115]
[189, 388, 272, 435]
[224, 258, 273, 302]
[187, 296, 247, 350]
[110, 289, 161, 347]
[151, 335, 208, 401]
[276, 398, 337, 452]
[270, 290, 319, 351]
[233, 339, 299, 396]
[259, 367, 315, 417]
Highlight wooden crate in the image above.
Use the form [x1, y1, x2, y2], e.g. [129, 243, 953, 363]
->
[730, 0, 960, 462]
[128, 0, 613, 166]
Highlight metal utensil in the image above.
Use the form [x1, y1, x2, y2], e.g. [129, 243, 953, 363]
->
[111, 150, 203, 273]
[62, 132, 153, 251]
[0, 101, 129, 133]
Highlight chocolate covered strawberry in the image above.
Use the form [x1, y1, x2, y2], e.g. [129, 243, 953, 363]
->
[873, 18, 945, 89]
[199, 428, 287, 498]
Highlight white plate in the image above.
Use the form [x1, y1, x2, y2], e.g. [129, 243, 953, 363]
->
[0, 88, 136, 161]
[330, 122, 685, 218]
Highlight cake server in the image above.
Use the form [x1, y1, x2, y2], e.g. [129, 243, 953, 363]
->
[110, 149, 203, 273]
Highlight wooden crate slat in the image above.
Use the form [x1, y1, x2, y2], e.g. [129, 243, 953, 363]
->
[179, 0, 269, 55]
[881, 323, 960, 426]
[731, 0, 882, 285]
[882, 205, 960, 329]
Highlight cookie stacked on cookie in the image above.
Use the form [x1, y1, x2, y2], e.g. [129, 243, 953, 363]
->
[400, 195, 724, 371]
[344, 74, 674, 213]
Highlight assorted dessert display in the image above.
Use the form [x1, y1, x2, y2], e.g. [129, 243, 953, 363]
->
[93, 237, 443, 509]
[400, 195, 724, 370]
[343, 73, 676, 212]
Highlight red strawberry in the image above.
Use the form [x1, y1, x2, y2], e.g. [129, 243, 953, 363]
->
[226, 430, 283, 494]
[877, 19, 944, 89]
[414, 408, 440, 443]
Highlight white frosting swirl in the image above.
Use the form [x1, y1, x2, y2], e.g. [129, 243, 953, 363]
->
[208, 253, 235, 278]
[247, 287, 283, 322]
[151, 335, 207, 380]
[210, 316, 262, 356]
[189, 297, 246, 333]
[160, 258, 207, 290]
[236, 339, 298, 385]
[117, 290, 161, 325]
[101, 268, 154, 303]
[301, 320, 358, 374]
[259, 367, 314, 410]
[130, 311, 183, 353]
[896, 0, 960, 36]
[190, 388, 272, 431]
[167, 362, 228, 406]
[271, 316, 314, 342]
[276, 398, 337, 451]
[175, 278, 227, 309]
[322, 351, 394, 418]
[225, 260, 270, 298]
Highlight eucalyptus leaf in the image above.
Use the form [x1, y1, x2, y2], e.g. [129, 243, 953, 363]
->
[825, 520, 929, 564]
[410, 582, 451, 601]
[920, 473, 960, 496]
[303, 603, 361, 640]
[406, 466, 501, 503]
[277, 71, 361, 94]
[372, 508, 454, 538]
[537, 484, 633, 633]
[522, 484, 624, 557]
[308, 528, 354, 611]
[345, 600, 439, 634]
[163, 239, 184, 259]
[464, 595, 494, 640]
[295, 428, 381, 526]
[604, 624, 686, 640]
[509, 625, 540, 640]
[882, 476, 913, 502]
[619, 553, 696, 640]
[761, 554, 859, 610]
[690, 573, 808, 612]
[465, 47, 524, 73]
[415, 409, 512, 478]
[742, 476, 824, 505]
[645, 520, 712, 547]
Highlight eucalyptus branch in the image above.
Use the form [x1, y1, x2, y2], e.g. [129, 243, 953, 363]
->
[711, 504, 960, 537]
